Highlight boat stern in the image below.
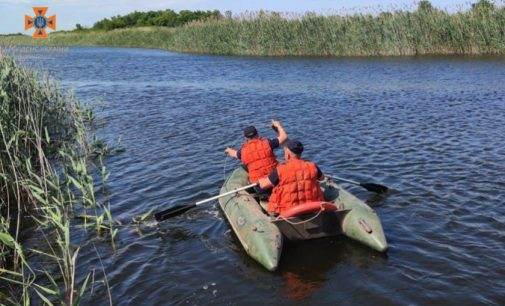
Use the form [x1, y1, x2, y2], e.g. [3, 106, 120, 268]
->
[341, 208, 388, 252]
[251, 228, 283, 271]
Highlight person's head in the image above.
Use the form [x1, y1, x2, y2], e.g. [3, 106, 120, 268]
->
[284, 139, 303, 160]
[243, 126, 258, 139]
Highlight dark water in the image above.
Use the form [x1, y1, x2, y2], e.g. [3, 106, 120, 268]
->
[17, 47, 505, 305]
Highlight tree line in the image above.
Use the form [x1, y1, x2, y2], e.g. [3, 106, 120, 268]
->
[79, 1, 498, 31]
[90, 9, 222, 31]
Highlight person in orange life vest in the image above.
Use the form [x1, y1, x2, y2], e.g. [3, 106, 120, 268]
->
[224, 120, 288, 184]
[258, 139, 324, 215]
[225, 120, 288, 201]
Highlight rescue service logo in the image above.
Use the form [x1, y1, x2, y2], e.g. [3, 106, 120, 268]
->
[24, 7, 56, 38]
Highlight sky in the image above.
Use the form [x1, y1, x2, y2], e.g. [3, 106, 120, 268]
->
[0, 0, 482, 34]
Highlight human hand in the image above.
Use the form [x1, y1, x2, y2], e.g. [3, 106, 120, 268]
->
[225, 147, 236, 157]
[271, 119, 282, 128]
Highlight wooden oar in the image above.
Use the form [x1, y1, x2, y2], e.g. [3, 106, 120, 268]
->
[154, 183, 258, 222]
[328, 176, 388, 194]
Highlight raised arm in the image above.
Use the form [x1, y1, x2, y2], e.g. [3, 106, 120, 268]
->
[271, 119, 288, 145]
[225, 147, 238, 159]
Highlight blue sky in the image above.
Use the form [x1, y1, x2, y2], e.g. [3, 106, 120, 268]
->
[0, 0, 479, 34]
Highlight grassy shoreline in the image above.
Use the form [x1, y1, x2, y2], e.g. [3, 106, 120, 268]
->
[2, 2, 505, 57]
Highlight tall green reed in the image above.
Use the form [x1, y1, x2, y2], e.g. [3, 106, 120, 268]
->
[0, 51, 115, 304]
[1, 1, 504, 57]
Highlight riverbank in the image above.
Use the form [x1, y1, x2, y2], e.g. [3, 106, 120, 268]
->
[0, 53, 115, 304]
[2, 2, 505, 56]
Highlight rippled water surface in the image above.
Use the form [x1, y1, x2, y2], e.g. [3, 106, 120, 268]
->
[17, 47, 505, 305]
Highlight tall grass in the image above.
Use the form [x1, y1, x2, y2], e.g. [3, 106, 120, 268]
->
[0, 51, 115, 304]
[1, 1, 505, 56]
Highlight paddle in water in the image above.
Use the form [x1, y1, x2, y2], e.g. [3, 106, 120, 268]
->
[154, 183, 258, 222]
[328, 176, 388, 194]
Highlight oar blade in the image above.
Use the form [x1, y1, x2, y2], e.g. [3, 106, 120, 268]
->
[360, 183, 388, 194]
[154, 204, 196, 222]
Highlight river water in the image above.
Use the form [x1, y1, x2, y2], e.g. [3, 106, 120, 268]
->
[16, 47, 505, 305]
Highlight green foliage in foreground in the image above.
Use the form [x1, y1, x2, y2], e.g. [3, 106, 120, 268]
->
[0, 53, 115, 304]
[1, 1, 505, 56]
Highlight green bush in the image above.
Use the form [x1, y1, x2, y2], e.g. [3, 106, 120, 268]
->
[92, 9, 221, 30]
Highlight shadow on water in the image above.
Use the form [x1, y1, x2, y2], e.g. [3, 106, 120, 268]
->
[365, 190, 395, 208]
[278, 238, 387, 301]
[222, 215, 388, 302]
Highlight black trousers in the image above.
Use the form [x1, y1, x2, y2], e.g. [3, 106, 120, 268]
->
[246, 185, 271, 201]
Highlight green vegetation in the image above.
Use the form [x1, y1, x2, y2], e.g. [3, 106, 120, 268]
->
[91, 9, 221, 30]
[1, 1, 505, 56]
[0, 52, 115, 303]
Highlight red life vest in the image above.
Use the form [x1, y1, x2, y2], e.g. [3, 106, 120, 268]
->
[240, 137, 278, 182]
[268, 158, 324, 214]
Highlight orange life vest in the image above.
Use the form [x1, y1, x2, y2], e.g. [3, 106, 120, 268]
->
[240, 137, 278, 182]
[268, 158, 323, 214]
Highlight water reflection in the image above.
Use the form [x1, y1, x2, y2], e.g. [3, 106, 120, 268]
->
[280, 238, 387, 301]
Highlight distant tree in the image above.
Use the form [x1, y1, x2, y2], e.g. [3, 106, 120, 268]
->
[418, 0, 434, 12]
[225, 10, 232, 19]
[75, 23, 83, 30]
[91, 9, 222, 30]
[152, 9, 178, 27]
[177, 10, 196, 25]
[471, 0, 495, 11]
[93, 18, 110, 30]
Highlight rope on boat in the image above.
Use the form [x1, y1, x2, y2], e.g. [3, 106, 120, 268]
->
[223, 140, 238, 183]
[274, 208, 324, 225]
[223, 156, 228, 181]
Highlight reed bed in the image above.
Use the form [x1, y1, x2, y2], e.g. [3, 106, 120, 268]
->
[0, 51, 115, 304]
[1, 1, 505, 56]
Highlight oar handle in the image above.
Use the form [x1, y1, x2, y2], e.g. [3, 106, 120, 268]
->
[195, 183, 258, 206]
[154, 183, 259, 222]
[327, 175, 388, 193]
[328, 175, 360, 186]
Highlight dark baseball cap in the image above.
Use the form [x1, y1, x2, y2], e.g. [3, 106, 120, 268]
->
[243, 126, 258, 138]
[285, 139, 304, 155]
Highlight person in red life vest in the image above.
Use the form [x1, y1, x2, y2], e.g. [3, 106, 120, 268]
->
[258, 139, 324, 215]
[225, 120, 288, 185]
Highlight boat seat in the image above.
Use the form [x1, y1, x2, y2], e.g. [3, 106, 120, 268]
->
[279, 202, 338, 219]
